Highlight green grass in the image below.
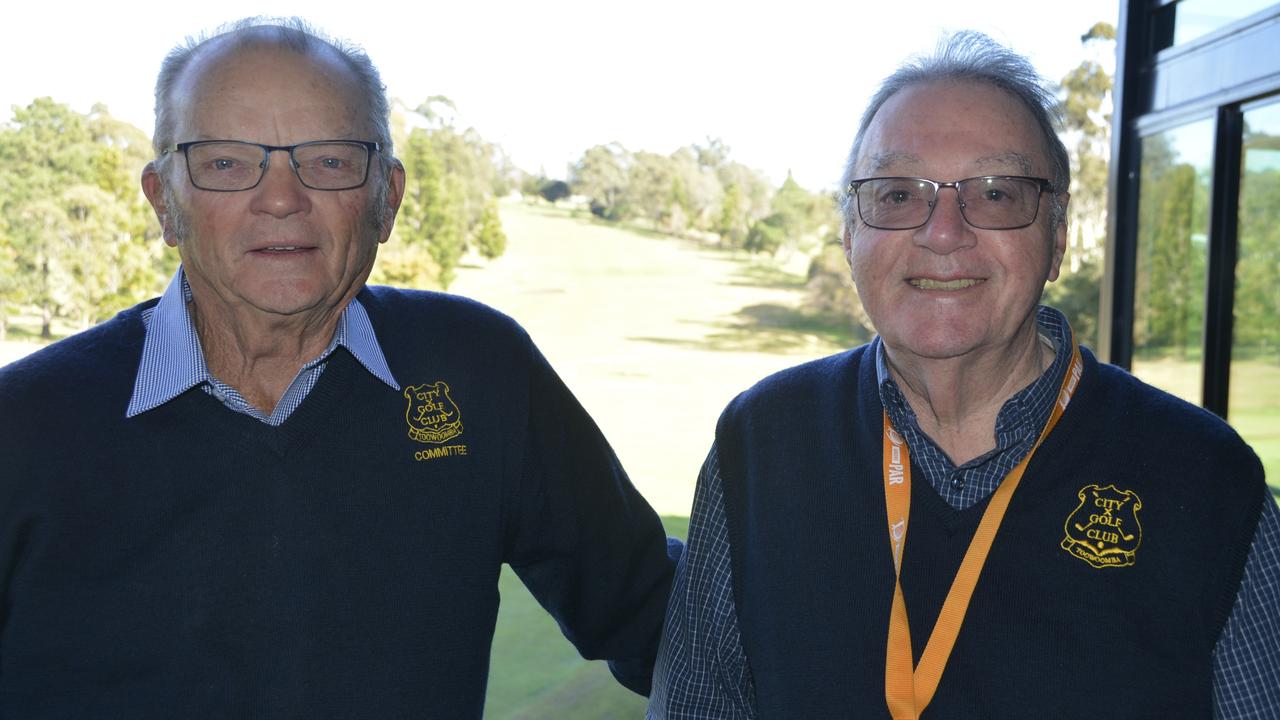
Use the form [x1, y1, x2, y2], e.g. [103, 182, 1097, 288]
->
[726, 261, 810, 291]
[484, 516, 689, 719]
[631, 301, 864, 355]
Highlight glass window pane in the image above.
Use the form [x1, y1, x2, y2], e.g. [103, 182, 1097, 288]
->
[1172, 0, 1275, 46]
[1132, 119, 1215, 404]
[1232, 98, 1280, 499]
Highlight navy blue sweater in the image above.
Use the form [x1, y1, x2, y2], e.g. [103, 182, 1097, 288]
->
[717, 344, 1265, 717]
[0, 286, 674, 718]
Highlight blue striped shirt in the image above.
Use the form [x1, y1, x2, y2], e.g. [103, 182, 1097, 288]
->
[876, 308, 1072, 511]
[651, 306, 1280, 719]
[126, 269, 399, 425]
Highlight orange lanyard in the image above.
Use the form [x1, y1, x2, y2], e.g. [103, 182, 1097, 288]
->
[883, 338, 1083, 719]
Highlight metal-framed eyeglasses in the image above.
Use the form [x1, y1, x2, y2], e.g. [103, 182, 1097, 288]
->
[846, 175, 1054, 230]
[161, 140, 381, 192]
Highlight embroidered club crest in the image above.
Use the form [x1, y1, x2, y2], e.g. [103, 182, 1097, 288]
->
[404, 381, 463, 444]
[1061, 484, 1143, 569]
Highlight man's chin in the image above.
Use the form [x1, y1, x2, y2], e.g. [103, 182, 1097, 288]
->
[233, 282, 333, 319]
[882, 326, 989, 363]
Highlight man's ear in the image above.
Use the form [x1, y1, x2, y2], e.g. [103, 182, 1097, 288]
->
[141, 162, 178, 247]
[1047, 192, 1070, 282]
[378, 159, 407, 244]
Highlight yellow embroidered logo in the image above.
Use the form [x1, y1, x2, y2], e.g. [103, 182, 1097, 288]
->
[1061, 484, 1143, 569]
[404, 381, 463, 445]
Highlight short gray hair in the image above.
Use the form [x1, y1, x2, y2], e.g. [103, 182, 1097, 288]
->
[839, 31, 1070, 230]
[151, 17, 394, 171]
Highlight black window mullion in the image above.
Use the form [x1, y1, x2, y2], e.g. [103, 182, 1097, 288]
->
[1105, 0, 1156, 369]
[1202, 106, 1244, 417]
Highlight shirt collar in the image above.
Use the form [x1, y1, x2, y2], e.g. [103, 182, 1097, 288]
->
[126, 268, 398, 417]
[874, 305, 1072, 443]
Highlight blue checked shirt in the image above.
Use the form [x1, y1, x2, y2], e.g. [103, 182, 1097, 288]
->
[650, 307, 1280, 719]
[126, 269, 399, 424]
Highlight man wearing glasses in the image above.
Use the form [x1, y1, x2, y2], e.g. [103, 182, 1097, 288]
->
[0, 18, 675, 717]
[650, 32, 1278, 718]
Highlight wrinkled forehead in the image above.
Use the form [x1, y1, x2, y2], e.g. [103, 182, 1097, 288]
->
[177, 35, 357, 102]
[860, 150, 1037, 178]
[169, 35, 366, 138]
[855, 80, 1050, 178]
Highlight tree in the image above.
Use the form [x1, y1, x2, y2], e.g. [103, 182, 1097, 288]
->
[666, 147, 721, 235]
[744, 214, 787, 254]
[717, 182, 746, 246]
[806, 241, 875, 340]
[626, 151, 677, 227]
[55, 184, 156, 328]
[694, 137, 731, 170]
[1043, 254, 1102, 349]
[571, 143, 630, 219]
[520, 171, 548, 199]
[0, 99, 161, 338]
[692, 138, 773, 244]
[1134, 132, 1209, 358]
[538, 180, 571, 204]
[1051, 22, 1116, 345]
[716, 160, 773, 245]
[389, 127, 467, 289]
[1234, 126, 1280, 360]
[474, 200, 508, 260]
[380, 100, 511, 289]
[744, 173, 834, 254]
[0, 98, 94, 337]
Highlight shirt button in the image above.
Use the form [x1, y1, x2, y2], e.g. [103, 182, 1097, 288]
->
[952, 476, 966, 490]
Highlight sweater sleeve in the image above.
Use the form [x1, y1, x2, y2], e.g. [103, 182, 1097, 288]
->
[502, 344, 677, 696]
[648, 446, 757, 719]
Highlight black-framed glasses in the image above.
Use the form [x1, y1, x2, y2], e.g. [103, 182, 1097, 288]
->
[161, 140, 381, 192]
[847, 175, 1054, 230]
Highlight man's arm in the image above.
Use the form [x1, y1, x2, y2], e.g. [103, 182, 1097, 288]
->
[1212, 490, 1280, 719]
[503, 346, 676, 696]
[649, 447, 756, 719]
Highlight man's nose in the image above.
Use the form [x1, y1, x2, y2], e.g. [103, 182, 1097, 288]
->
[914, 186, 976, 252]
[250, 149, 311, 217]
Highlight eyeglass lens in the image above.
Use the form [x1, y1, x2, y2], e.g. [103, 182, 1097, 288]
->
[185, 142, 371, 191]
[856, 176, 1043, 230]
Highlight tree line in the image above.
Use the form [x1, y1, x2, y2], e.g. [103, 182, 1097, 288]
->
[528, 139, 839, 256]
[1135, 124, 1280, 362]
[1234, 126, 1280, 361]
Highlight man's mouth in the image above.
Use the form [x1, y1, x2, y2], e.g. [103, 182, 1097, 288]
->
[909, 278, 983, 290]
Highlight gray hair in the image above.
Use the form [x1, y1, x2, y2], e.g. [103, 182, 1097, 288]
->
[839, 31, 1070, 230]
[151, 17, 394, 173]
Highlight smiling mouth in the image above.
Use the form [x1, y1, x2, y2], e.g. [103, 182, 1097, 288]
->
[255, 246, 310, 253]
[909, 278, 984, 290]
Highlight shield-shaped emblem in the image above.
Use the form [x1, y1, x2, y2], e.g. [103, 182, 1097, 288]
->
[404, 381, 463, 444]
[1061, 484, 1143, 569]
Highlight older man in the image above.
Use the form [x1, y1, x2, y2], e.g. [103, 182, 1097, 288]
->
[650, 32, 1278, 718]
[0, 19, 674, 717]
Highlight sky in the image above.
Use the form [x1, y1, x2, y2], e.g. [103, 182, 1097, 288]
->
[3, 0, 1119, 191]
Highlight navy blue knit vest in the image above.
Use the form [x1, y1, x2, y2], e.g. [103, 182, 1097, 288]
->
[0, 286, 673, 718]
[716, 345, 1265, 718]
